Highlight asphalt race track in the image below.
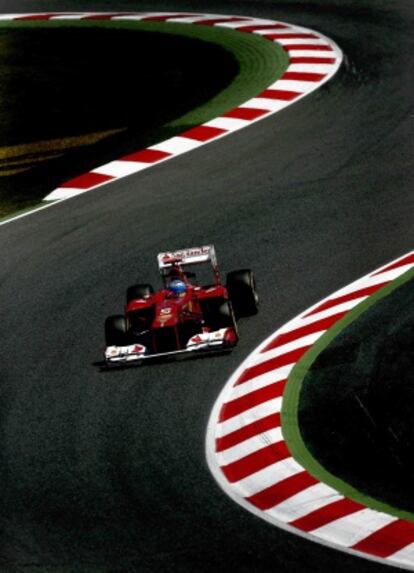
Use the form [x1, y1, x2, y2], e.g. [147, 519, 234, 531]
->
[0, 1, 413, 572]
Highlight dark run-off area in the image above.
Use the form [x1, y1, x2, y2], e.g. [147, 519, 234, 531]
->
[299, 277, 414, 513]
[0, 27, 238, 215]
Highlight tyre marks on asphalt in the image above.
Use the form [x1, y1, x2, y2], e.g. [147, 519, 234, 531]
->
[206, 252, 414, 570]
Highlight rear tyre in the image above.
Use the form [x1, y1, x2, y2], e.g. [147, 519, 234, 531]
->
[226, 269, 258, 318]
[126, 283, 154, 304]
[105, 315, 129, 346]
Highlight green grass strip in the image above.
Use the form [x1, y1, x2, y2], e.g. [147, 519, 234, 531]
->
[0, 19, 288, 138]
[282, 267, 414, 521]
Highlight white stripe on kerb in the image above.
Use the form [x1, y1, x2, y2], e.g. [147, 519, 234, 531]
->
[269, 483, 344, 523]
[249, 28, 295, 36]
[217, 397, 283, 437]
[216, 427, 284, 465]
[49, 14, 85, 20]
[218, 19, 276, 29]
[372, 263, 414, 280]
[284, 50, 335, 57]
[0, 13, 41, 19]
[274, 303, 353, 335]
[289, 63, 337, 73]
[92, 161, 150, 177]
[298, 297, 368, 320]
[312, 509, 397, 547]
[205, 117, 250, 131]
[276, 38, 329, 46]
[150, 137, 203, 154]
[389, 543, 414, 567]
[225, 365, 293, 401]
[110, 13, 171, 20]
[166, 16, 211, 23]
[44, 188, 87, 201]
[249, 331, 323, 367]
[272, 79, 323, 92]
[241, 98, 293, 112]
[234, 456, 303, 498]
[110, 15, 149, 21]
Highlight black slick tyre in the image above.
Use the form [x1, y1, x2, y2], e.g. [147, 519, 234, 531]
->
[226, 269, 259, 318]
[105, 315, 129, 346]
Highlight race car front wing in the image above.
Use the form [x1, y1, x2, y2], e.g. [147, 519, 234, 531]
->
[98, 328, 237, 369]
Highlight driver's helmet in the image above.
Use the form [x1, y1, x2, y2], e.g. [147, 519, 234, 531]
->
[169, 279, 187, 296]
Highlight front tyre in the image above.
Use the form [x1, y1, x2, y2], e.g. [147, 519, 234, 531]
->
[226, 269, 258, 318]
[105, 315, 130, 346]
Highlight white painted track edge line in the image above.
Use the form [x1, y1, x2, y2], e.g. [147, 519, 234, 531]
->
[0, 198, 64, 227]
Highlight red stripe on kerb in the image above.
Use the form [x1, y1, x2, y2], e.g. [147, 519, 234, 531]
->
[284, 44, 333, 52]
[60, 172, 114, 189]
[223, 107, 269, 120]
[235, 346, 312, 386]
[221, 441, 290, 483]
[372, 253, 414, 276]
[16, 13, 62, 20]
[304, 281, 389, 317]
[247, 471, 318, 510]
[259, 89, 301, 101]
[290, 57, 336, 64]
[194, 17, 249, 26]
[237, 23, 288, 32]
[261, 311, 347, 353]
[216, 413, 281, 452]
[290, 498, 365, 532]
[121, 149, 171, 163]
[218, 380, 287, 422]
[182, 125, 226, 141]
[281, 71, 327, 82]
[352, 520, 414, 558]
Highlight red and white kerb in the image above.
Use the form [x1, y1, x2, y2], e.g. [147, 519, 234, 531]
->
[0, 12, 342, 201]
[206, 252, 414, 570]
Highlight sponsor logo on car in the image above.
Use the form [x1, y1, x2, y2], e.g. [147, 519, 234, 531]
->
[160, 307, 172, 315]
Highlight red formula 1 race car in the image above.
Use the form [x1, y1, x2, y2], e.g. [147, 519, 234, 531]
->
[102, 245, 258, 367]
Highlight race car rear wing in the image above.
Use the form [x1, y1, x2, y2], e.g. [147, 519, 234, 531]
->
[157, 245, 218, 270]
